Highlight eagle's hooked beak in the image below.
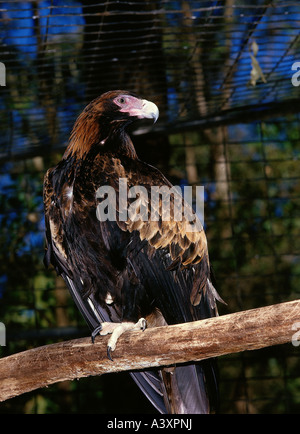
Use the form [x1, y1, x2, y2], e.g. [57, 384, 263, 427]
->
[115, 94, 159, 123]
[140, 99, 159, 123]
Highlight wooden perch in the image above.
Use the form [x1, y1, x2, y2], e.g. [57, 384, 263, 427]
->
[0, 299, 299, 402]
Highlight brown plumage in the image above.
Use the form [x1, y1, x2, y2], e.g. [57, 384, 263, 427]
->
[43, 90, 223, 414]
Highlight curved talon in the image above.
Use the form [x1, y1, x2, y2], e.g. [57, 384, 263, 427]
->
[107, 346, 114, 362]
[141, 318, 147, 331]
[91, 324, 102, 343]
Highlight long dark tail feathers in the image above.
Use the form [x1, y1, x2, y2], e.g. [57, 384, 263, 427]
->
[130, 371, 167, 414]
[131, 361, 219, 415]
[159, 362, 218, 414]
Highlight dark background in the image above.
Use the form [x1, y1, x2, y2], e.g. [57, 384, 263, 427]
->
[0, 0, 299, 413]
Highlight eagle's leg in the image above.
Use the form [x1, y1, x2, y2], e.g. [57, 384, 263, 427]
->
[99, 318, 147, 361]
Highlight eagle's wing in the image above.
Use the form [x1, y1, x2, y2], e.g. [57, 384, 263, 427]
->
[104, 156, 223, 321]
[92, 156, 221, 413]
[43, 167, 101, 331]
[43, 164, 170, 414]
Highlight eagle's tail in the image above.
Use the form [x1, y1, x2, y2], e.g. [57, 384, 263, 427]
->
[131, 360, 219, 414]
[160, 361, 219, 414]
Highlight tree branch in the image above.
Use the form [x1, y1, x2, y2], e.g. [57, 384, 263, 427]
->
[0, 299, 299, 402]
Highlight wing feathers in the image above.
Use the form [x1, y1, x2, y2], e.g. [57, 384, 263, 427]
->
[107, 158, 209, 272]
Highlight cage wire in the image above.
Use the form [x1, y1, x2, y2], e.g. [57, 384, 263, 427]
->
[0, 0, 299, 414]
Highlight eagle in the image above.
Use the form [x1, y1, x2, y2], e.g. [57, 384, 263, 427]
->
[43, 90, 223, 414]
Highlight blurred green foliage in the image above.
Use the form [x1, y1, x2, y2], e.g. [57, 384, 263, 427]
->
[0, 0, 299, 415]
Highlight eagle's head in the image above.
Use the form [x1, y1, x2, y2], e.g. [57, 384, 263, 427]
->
[65, 90, 159, 160]
[100, 90, 159, 124]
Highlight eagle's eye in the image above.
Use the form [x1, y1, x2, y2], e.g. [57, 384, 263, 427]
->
[118, 97, 126, 104]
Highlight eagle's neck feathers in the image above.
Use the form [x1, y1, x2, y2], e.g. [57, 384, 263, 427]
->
[63, 109, 138, 161]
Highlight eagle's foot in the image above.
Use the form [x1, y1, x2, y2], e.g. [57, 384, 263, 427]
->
[100, 318, 147, 361]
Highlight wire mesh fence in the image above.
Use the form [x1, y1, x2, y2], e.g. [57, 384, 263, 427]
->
[0, 0, 299, 414]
